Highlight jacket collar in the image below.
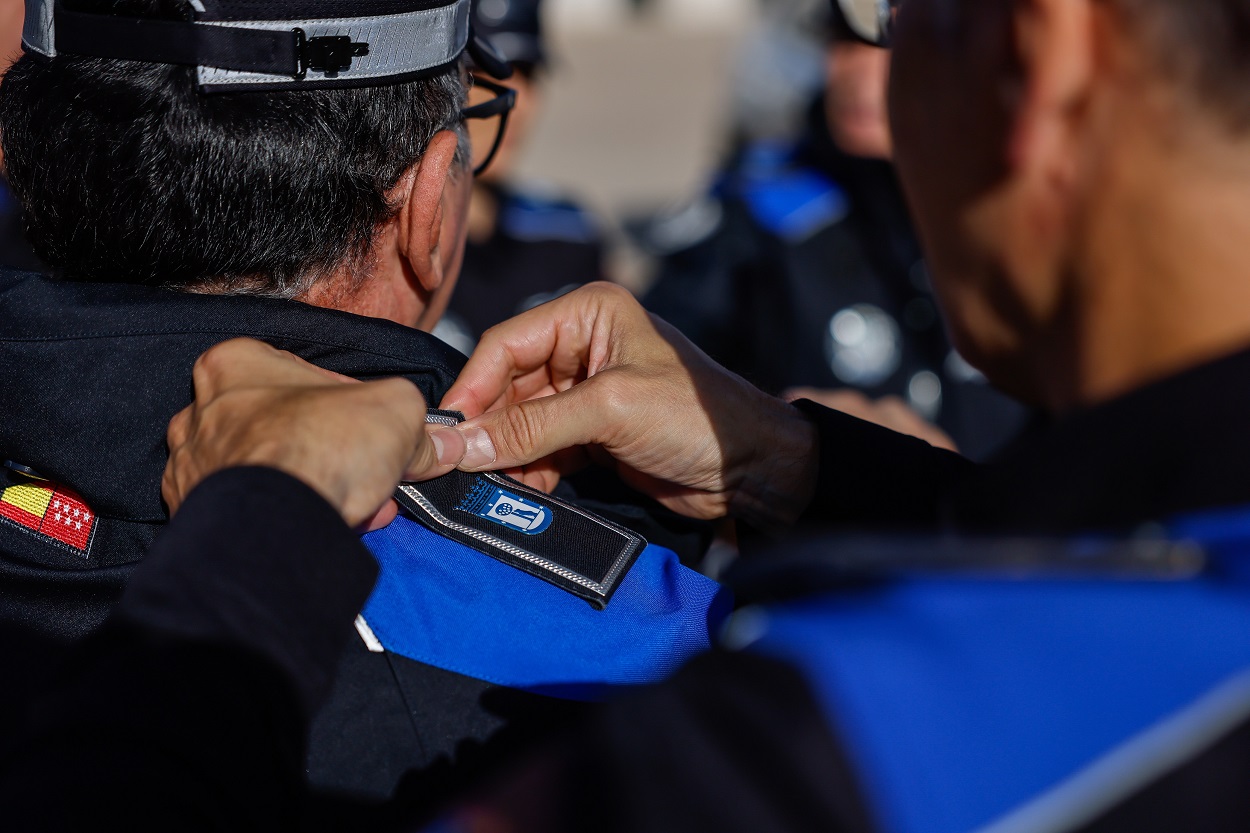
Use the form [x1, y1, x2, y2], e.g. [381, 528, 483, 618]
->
[0, 270, 465, 531]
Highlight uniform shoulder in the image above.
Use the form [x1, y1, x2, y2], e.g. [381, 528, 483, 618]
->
[634, 141, 851, 256]
[497, 184, 602, 245]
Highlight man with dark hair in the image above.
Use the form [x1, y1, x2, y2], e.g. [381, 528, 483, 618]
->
[0, 0, 724, 807]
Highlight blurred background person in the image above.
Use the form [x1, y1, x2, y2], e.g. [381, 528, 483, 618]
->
[637, 0, 1027, 459]
[435, 0, 608, 355]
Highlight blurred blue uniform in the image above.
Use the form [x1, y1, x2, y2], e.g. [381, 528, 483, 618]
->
[439, 0, 605, 354]
[440, 183, 604, 353]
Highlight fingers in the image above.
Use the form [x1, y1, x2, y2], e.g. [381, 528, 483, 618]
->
[454, 379, 609, 471]
[162, 404, 197, 516]
[787, 386, 959, 452]
[440, 316, 563, 418]
[784, 387, 874, 420]
[360, 500, 400, 533]
[166, 404, 192, 452]
[191, 338, 358, 400]
[165, 342, 452, 528]
[440, 282, 632, 417]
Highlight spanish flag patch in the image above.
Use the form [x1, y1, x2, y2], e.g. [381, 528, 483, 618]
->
[0, 479, 96, 554]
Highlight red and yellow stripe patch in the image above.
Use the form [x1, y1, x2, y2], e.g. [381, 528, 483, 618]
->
[0, 480, 96, 552]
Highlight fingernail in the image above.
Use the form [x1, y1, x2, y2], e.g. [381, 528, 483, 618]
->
[430, 428, 464, 466]
[459, 426, 497, 470]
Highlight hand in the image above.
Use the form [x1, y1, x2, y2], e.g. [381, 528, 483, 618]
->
[784, 388, 959, 452]
[163, 339, 465, 530]
[440, 283, 820, 530]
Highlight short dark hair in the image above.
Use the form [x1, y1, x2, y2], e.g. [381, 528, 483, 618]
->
[0, 0, 467, 295]
[1115, 0, 1250, 131]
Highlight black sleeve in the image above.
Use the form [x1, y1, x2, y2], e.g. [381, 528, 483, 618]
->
[0, 467, 378, 833]
[572, 650, 877, 833]
[642, 223, 751, 373]
[793, 399, 979, 528]
[444, 651, 879, 833]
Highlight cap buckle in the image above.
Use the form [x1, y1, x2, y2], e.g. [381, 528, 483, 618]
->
[293, 28, 370, 80]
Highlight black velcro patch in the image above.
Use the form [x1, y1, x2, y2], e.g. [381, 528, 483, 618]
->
[393, 411, 647, 609]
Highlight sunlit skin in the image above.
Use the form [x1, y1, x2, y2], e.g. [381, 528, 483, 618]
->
[825, 39, 893, 160]
[0, 0, 24, 171]
[466, 69, 543, 244]
[301, 129, 473, 332]
[888, 0, 1250, 413]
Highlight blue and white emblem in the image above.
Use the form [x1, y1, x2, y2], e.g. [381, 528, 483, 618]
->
[457, 481, 553, 535]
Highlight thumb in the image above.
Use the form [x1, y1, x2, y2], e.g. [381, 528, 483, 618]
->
[455, 384, 605, 472]
[403, 426, 465, 482]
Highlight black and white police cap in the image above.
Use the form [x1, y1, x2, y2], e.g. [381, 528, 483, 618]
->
[21, 0, 511, 92]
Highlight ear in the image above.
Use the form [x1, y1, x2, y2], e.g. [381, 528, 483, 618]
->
[1006, 0, 1096, 180]
[394, 129, 464, 294]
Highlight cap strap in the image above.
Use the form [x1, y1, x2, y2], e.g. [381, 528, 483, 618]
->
[54, 5, 300, 75]
[21, 0, 471, 89]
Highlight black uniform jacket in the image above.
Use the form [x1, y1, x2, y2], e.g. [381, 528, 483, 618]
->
[0, 467, 381, 832]
[0, 269, 588, 807]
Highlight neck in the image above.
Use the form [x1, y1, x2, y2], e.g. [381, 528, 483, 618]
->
[299, 226, 433, 330]
[302, 270, 428, 332]
[1043, 123, 1250, 412]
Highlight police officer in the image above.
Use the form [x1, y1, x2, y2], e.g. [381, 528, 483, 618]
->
[1, 341, 446, 831]
[642, 0, 1025, 460]
[436, 0, 606, 355]
[0, 0, 722, 807]
[426, 0, 1250, 824]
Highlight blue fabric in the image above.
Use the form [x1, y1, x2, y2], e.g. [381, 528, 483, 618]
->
[746, 513, 1250, 833]
[361, 514, 731, 700]
[720, 140, 849, 240]
[500, 192, 599, 244]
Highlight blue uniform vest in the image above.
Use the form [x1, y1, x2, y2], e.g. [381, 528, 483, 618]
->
[736, 508, 1250, 833]
[361, 514, 732, 701]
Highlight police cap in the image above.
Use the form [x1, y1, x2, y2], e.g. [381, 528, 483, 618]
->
[828, 0, 892, 46]
[471, 0, 544, 70]
[21, 0, 511, 93]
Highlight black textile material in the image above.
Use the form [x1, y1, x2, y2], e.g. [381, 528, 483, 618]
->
[0, 270, 462, 548]
[0, 269, 645, 801]
[792, 397, 977, 530]
[948, 346, 1250, 533]
[117, 466, 376, 718]
[396, 466, 646, 609]
[1075, 714, 1250, 833]
[305, 647, 593, 825]
[793, 345, 1250, 537]
[56, 6, 300, 74]
[565, 650, 877, 833]
[0, 467, 375, 832]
